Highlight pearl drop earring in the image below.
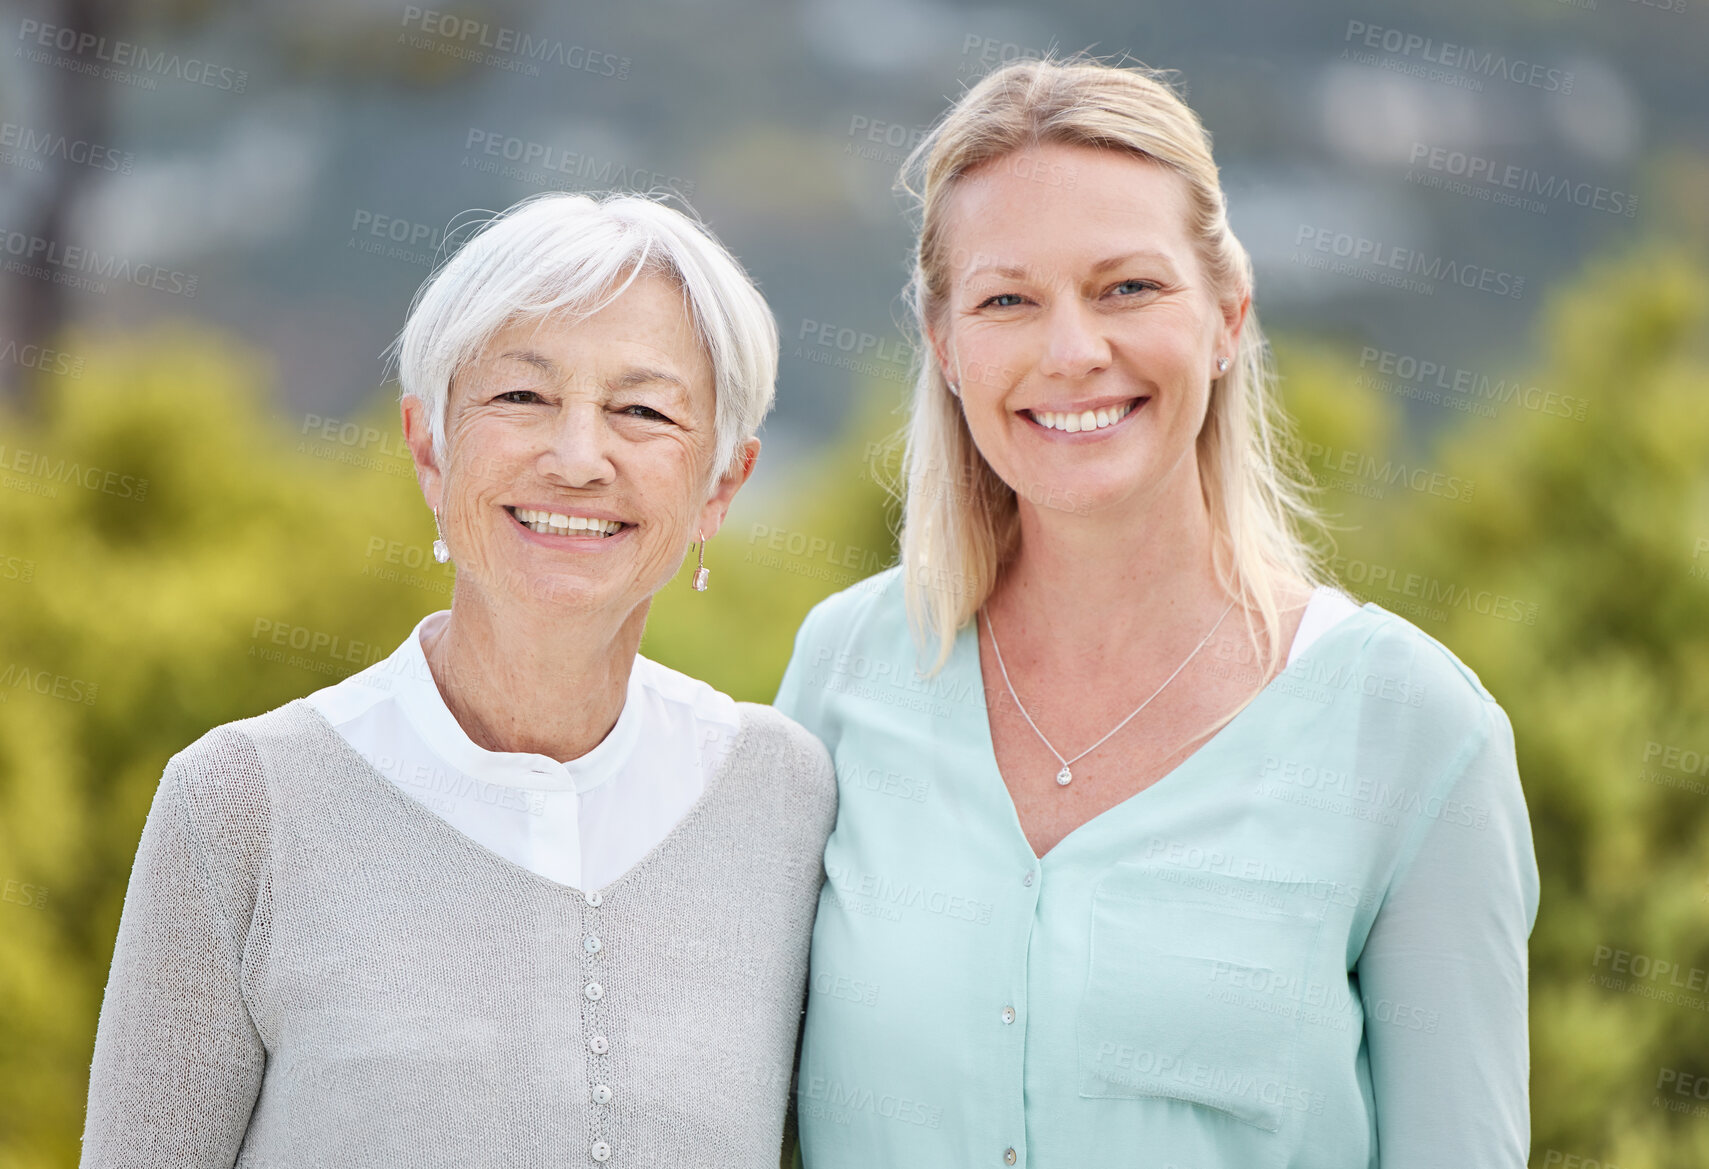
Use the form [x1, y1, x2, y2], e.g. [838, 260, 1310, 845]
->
[432, 508, 450, 564]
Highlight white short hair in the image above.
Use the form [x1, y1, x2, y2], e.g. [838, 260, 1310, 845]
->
[389, 191, 779, 482]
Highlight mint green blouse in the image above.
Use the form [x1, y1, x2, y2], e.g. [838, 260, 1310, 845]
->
[775, 569, 1539, 1169]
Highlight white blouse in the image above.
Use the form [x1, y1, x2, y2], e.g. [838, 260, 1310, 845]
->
[304, 610, 741, 892]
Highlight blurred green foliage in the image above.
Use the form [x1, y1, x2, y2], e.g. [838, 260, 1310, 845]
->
[2, 236, 1707, 1166]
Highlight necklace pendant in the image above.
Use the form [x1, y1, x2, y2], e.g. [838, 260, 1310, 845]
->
[1055, 765, 1073, 786]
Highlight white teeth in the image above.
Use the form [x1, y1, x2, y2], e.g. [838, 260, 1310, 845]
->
[511, 508, 623, 536]
[1028, 400, 1138, 432]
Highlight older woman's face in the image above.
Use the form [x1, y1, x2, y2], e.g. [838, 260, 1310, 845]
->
[409, 272, 748, 619]
[932, 141, 1244, 520]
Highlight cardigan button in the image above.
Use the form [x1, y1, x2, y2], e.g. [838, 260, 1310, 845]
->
[584, 890, 604, 907]
[592, 1083, 612, 1105]
[1001, 1006, 1016, 1024]
[589, 1034, 609, 1055]
[1022, 870, 1034, 887]
[591, 1140, 611, 1161]
[584, 935, 602, 954]
[1004, 1148, 1017, 1165]
[584, 981, 604, 1001]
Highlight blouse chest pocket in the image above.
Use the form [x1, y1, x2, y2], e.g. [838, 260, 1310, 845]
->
[1076, 863, 1328, 1136]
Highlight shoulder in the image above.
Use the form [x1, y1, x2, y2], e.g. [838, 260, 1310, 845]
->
[728, 701, 837, 806]
[1330, 602, 1511, 746]
[149, 701, 328, 927]
[163, 700, 330, 839]
[789, 566, 913, 661]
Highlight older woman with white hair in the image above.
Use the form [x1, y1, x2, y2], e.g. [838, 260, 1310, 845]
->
[81, 192, 835, 1168]
[777, 58, 1538, 1168]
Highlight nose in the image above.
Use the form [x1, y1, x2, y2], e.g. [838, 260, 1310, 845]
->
[536, 402, 617, 488]
[1036, 298, 1111, 381]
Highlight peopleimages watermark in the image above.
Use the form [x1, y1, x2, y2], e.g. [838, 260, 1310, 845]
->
[296, 412, 414, 480]
[1338, 20, 1574, 94]
[1354, 346, 1588, 423]
[461, 129, 693, 198]
[2, 879, 48, 910]
[0, 120, 134, 174]
[843, 115, 929, 168]
[745, 522, 891, 585]
[1636, 738, 1709, 797]
[398, 7, 630, 79]
[0, 227, 198, 298]
[1326, 554, 1540, 627]
[1293, 225, 1524, 300]
[14, 18, 248, 92]
[956, 33, 1057, 77]
[1291, 438, 1476, 503]
[0, 661, 98, 705]
[0, 442, 149, 502]
[0, 336, 85, 380]
[792, 317, 915, 385]
[347, 208, 446, 269]
[1406, 143, 1636, 220]
[1590, 945, 1709, 1013]
[249, 618, 389, 678]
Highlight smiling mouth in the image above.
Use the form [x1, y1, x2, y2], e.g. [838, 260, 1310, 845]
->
[1023, 397, 1146, 433]
[506, 507, 628, 537]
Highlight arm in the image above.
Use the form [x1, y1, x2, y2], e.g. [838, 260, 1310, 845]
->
[81, 762, 265, 1168]
[1358, 704, 1540, 1168]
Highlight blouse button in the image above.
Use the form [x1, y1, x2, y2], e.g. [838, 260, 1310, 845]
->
[584, 890, 604, 907]
[584, 935, 602, 955]
[1022, 870, 1034, 887]
[1004, 1148, 1017, 1165]
[590, 1140, 611, 1162]
[584, 981, 604, 1002]
[589, 1034, 609, 1055]
[1001, 1006, 1016, 1025]
[592, 1083, 612, 1105]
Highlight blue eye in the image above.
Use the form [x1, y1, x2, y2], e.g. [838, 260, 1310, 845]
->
[1112, 280, 1160, 296]
[978, 293, 1027, 309]
[623, 404, 671, 422]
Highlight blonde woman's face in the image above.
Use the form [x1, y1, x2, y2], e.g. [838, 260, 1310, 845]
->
[932, 141, 1243, 521]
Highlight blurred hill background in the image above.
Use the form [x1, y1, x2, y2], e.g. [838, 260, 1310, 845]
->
[1, 0, 1707, 1165]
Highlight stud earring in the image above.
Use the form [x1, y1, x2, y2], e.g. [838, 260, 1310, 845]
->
[947, 379, 961, 397]
[691, 531, 710, 592]
[432, 508, 450, 564]
[1216, 357, 1230, 373]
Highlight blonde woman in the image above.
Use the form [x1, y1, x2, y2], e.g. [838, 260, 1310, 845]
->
[776, 59, 1537, 1168]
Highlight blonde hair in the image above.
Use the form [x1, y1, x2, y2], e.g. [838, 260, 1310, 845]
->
[896, 55, 1327, 676]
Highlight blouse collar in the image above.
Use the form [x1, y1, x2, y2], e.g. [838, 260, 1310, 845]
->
[381, 610, 645, 795]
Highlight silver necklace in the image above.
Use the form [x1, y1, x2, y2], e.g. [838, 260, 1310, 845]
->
[983, 598, 1237, 787]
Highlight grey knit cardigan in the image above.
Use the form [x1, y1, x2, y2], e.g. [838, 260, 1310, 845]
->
[80, 698, 837, 1169]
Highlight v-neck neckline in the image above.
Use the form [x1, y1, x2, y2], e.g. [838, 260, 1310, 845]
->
[283, 697, 762, 901]
[955, 599, 1382, 863]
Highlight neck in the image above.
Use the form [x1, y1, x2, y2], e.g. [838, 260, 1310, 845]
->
[989, 456, 1229, 660]
[422, 587, 647, 761]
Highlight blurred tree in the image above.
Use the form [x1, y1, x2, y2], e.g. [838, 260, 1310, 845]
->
[1280, 245, 1709, 1167]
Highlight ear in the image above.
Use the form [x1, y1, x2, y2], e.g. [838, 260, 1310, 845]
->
[924, 318, 957, 387]
[1218, 288, 1252, 364]
[695, 437, 761, 540]
[401, 394, 444, 510]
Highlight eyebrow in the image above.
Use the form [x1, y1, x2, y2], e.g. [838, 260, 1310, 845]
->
[965, 250, 1180, 281]
[497, 350, 687, 393]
